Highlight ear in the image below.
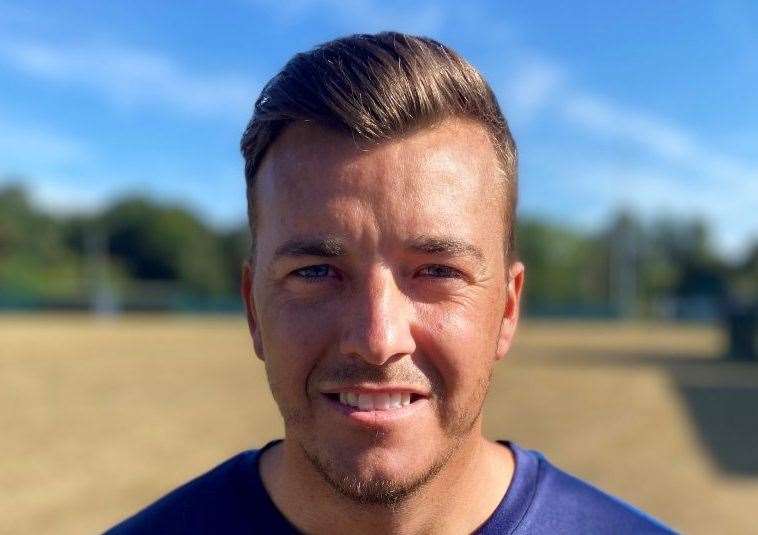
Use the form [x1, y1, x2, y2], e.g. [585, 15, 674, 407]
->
[241, 259, 265, 361]
[495, 261, 524, 361]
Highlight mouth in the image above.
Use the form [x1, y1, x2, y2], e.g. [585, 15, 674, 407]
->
[323, 391, 426, 411]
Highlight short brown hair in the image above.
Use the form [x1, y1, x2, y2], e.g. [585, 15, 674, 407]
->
[240, 31, 518, 258]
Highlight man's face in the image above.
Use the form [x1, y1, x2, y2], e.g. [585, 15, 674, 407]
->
[243, 119, 523, 502]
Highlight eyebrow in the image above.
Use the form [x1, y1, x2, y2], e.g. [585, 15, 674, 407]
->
[272, 234, 485, 264]
[407, 235, 485, 263]
[274, 237, 347, 259]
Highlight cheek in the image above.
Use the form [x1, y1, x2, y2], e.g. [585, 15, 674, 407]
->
[259, 299, 337, 396]
[413, 301, 499, 395]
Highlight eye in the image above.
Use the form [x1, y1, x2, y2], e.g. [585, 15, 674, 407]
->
[291, 264, 337, 281]
[417, 265, 463, 279]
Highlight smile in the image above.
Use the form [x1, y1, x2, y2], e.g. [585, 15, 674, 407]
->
[321, 389, 427, 412]
[338, 391, 415, 410]
[319, 388, 430, 426]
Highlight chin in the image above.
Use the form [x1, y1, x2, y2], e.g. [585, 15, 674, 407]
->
[300, 436, 453, 506]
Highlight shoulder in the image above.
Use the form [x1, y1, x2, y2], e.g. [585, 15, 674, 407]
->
[498, 443, 678, 534]
[104, 447, 291, 534]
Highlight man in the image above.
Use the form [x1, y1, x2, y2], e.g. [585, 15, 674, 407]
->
[108, 32, 674, 534]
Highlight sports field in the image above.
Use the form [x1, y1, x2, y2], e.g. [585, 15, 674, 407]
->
[2, 315, 757, 534]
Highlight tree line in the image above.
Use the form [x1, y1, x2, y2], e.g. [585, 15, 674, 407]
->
[1, 182, 754, 317]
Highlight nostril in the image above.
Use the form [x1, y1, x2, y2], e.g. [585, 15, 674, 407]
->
[325, 393, 340, 402]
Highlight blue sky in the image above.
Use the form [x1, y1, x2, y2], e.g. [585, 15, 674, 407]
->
[1, 0, 756, 259]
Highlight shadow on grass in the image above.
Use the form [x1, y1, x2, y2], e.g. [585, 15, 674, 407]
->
[678, 385, 758, 475]
[521, 349, 758, 477]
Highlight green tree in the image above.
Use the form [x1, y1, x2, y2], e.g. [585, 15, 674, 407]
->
[0, 183, 83, 300]
[101, 197, 229, 295]
[517, 218, 603, 313]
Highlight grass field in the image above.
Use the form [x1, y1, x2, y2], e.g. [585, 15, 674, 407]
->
[2, 314, 757, 534]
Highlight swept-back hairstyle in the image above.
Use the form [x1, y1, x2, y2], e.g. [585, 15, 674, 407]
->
[240, 31, 518, 258]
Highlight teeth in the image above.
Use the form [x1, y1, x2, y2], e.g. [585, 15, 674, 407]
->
[358, 393, 374, 411]
[334, 391, 418, 411]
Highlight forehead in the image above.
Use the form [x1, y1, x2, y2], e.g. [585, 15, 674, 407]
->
[253, 119, 505, 255]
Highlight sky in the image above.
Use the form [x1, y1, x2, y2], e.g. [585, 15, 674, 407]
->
[1, 0, 756, 259]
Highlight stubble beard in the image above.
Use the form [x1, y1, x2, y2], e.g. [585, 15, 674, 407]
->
[301, 438, 456, 507]
[295, 372, 493, 508]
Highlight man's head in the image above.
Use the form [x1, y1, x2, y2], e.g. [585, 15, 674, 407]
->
[240, 32, 524, 505]
[241, 31, 518, 261]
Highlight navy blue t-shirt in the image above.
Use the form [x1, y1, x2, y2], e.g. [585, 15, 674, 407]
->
[105, 441, 676, 534]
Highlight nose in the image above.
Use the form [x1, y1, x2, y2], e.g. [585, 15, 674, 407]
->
[338, 267, 417, 365]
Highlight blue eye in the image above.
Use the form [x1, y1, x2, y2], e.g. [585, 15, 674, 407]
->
[418, 265, 462, 278]
[293, 265, 333, 279]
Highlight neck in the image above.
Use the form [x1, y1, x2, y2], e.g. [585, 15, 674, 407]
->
[260, 428, 514, 534]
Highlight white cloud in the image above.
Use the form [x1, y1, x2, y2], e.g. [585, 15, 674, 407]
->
[0, 122, 91, 167]
[562, 95, 697, 161]
[561, 93, 758, 193]
[0, 41, 259, 119]
[510, 63, 758, 259]
[499, 52, 757, 210]
[503, 56, 564, 124]
[0, 108, 96, 185]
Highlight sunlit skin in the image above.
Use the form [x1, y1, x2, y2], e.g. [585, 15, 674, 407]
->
[242, 118, 524, 534]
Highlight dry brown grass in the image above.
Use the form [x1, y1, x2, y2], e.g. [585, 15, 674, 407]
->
[2, 315, 756, 534]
